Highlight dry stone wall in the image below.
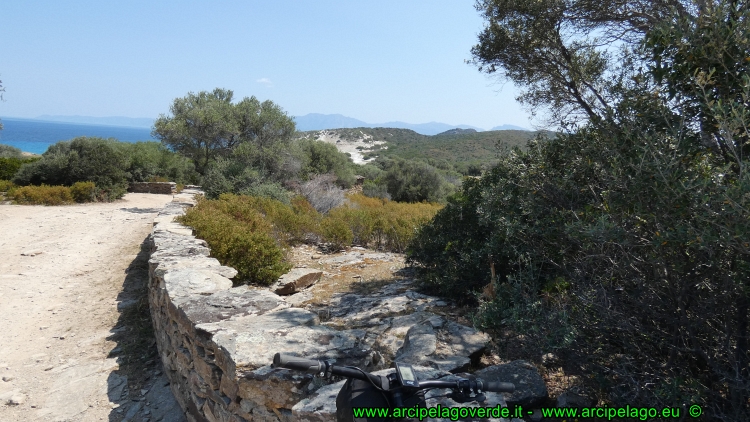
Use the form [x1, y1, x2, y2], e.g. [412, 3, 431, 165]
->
[129, 182, 176, 194]
[148, 190, 379, 422]
[148, 190, 545, 422]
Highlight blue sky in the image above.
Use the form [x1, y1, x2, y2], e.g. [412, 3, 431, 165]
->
[0, 1, 533, 130]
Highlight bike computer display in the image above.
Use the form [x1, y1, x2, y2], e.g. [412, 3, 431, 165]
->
[394, 362, 419, 387]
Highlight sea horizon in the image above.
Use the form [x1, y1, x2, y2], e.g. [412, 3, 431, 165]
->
[0, 117, 157, 155]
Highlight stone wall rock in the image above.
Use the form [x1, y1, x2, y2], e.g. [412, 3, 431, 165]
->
[129, 182, 176, 194]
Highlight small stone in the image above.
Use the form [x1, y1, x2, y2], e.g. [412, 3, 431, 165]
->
[2, 375, 15, 382]
[140, 389, 148, 396]
[8, 393, 26, 405]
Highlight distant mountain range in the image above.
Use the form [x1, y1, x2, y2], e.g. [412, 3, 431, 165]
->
[20, 113, 529, 135]
[294, 113, 529, 135]
[35, 115, 156, 128]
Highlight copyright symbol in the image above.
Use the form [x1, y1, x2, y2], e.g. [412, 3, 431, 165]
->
[689, 404, 702, 418]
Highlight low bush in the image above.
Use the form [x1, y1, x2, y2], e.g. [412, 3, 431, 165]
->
[325, 194, 442, 252]
[177, 193, 442, 285]
[10, 185, 74, 205]
[0, 156, 41, 180]
[300, 174, 345, 213]
[177, 196, 292, 285]
[0, 179, 15, 192]
[70, 181, 96, 203]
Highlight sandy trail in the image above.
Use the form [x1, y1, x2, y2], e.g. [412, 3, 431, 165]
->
[0, 194, 184, 422]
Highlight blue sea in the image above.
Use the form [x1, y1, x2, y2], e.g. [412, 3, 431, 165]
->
[0, 117, 157, 155]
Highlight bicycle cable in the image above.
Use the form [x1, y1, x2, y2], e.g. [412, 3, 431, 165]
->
[343, 366, 392, 409]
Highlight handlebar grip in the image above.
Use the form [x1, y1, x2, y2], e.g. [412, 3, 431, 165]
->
[484, 381, 515, 393]
[272, 353, 324, 374]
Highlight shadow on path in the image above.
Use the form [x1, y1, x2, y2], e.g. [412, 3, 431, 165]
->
[106, 235, 186, 422]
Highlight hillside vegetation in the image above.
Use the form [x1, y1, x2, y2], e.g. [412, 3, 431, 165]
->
[178, 193, 441, 284]
[297, 127, 538, 175]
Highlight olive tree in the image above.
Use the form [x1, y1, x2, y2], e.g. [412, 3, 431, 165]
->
[153, 89, 296, 177]
[152, 88, 239, 175]
[470, 0, 692, 124]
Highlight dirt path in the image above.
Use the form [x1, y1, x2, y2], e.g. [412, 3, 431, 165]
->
[0, 194, 185, 422]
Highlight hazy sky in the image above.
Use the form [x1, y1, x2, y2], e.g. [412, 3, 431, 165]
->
[0, 1, 534, 130]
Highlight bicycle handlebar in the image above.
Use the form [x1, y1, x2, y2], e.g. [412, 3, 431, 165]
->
[273, 353, 388, 389]
[273, 354, 325, 374]
[272, 353, 515, 393]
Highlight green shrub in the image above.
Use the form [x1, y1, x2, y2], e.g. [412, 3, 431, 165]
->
[70, 181, 96, 203]
[298, 139, 357, 187]
[0, 157, 41, 180]
[0, 144, 23, 158]
[319, 217, 353, 250]
[12, 137, 129, 200]
[0, 179, 15, 192]
[120, 141, 198, 184]
[324, 194, 442, 252]
[178, 195, 292, 285]
[10, 185, 74, 205]
[378, 158, 455, 203]
[178, 193, 442, 284]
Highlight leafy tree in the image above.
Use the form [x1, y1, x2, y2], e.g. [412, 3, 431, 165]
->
[152, 88, 238, 175]
[470, 0, 691, 123]
[646, 0, 750, 163]
[119, 141, 198, 184]
[234, 97, 296, 177]
[154, 89, 297, 178]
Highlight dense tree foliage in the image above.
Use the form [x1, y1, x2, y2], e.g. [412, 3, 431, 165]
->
[297, 139, 357, 187]
[153, 89, 295, 175]
[121, 142, 198, 184]
[11, 138, 198, 200]
[0, 143, 23, 159]
[152, 89, 237, 175]
[470, 0, 691, 123]
[0, 156, 40, 180]
[13, 137, 130, 199]
[410, 1, 749, 418]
